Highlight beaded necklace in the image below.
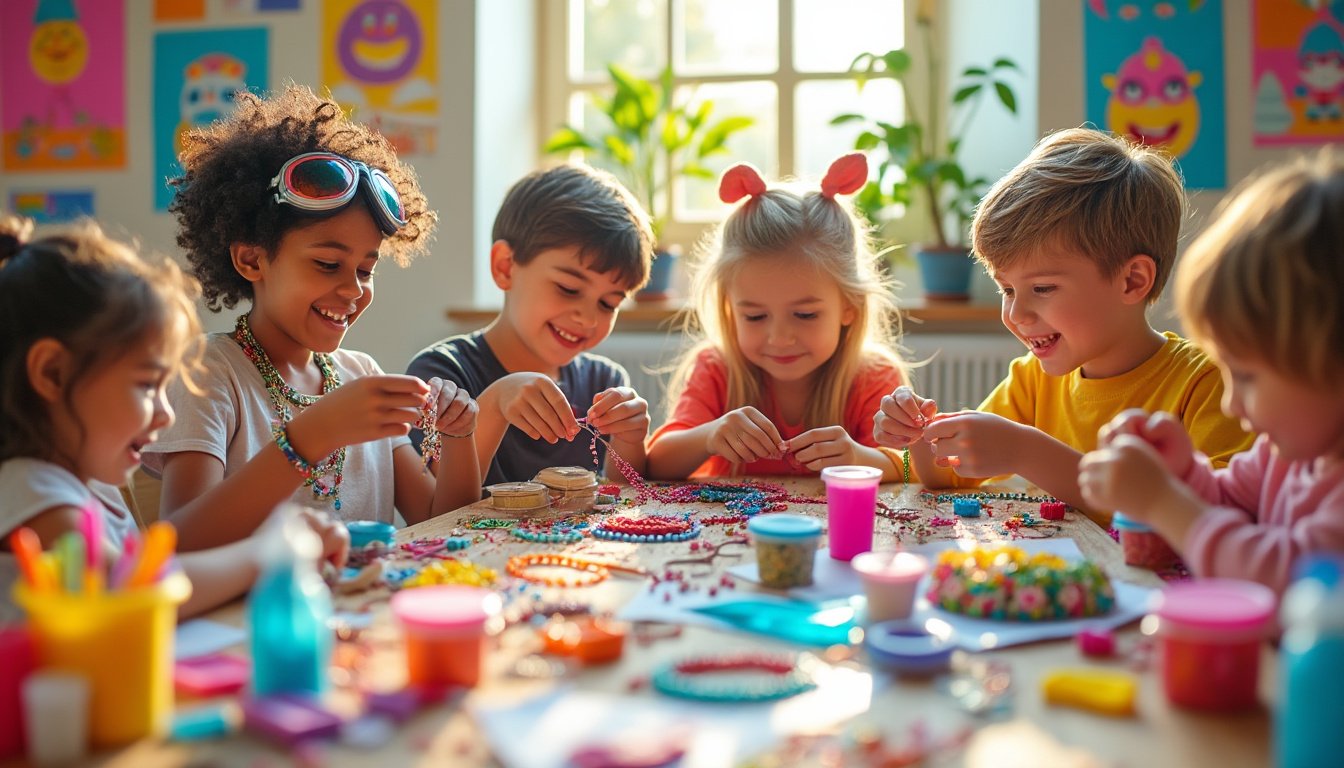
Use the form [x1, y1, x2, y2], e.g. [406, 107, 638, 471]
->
[233, 313, 347, 510]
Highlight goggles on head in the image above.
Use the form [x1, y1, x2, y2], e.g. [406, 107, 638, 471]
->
[269, 152, 407, 236]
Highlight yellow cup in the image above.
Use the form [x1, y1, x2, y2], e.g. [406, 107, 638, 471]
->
[14, 573, 191, 747]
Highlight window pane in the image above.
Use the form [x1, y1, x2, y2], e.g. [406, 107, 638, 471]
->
[675, 0, 777, 76]
[572, 0, 667, 81]
[795, 78, 901, 178]
[674, 82, 777, 221]
[793, 0, 904, 73]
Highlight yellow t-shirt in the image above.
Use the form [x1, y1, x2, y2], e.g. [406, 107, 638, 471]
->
[941, 332, 1254, 487]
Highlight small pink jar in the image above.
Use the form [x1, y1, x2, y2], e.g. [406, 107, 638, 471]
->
[1149, 579, 1275, 711]
[852, 551, 928, 623]
[391, 586, 501, 688]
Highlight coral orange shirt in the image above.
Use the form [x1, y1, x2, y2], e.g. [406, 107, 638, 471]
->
[651, 347, 907, 478]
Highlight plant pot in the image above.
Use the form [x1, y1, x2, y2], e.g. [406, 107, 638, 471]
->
[914, 244, 974, 302]
[636, 247, 679, 302]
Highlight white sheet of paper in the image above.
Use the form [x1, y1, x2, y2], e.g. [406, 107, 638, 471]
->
[174, 618, 246, 660]
[471, 662, 873, 768]
[714, 539, 1157, 650]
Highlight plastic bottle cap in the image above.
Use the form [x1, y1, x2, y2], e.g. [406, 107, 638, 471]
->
[346, 521, 396, 548]
[1152, 578, 1276, 639]
[747, 513, 822, 541]
[1110, 512, 1152, 532]
[391, 586, 501, 634]
[820, 466, 883, 488]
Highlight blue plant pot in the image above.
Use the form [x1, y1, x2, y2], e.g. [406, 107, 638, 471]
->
[914, 245, 974, 301]
[636, 248, 678, 301]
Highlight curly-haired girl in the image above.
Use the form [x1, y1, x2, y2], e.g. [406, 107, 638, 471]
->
[143, 85, 479, 550]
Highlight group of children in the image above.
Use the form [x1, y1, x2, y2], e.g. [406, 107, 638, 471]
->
[1, 84, 1341, 623]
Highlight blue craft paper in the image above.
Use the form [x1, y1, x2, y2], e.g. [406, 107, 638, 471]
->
[691, 598, 860, 646]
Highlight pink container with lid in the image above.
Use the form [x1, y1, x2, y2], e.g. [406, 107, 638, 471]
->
[852, 552, 928, 622]
[821, 466, 882, 561]
[391, 586, 501, 688]
[1149, 579, 1276, 711]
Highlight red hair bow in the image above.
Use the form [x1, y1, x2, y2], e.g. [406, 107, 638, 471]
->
[719, 163, 768, 203]
[821, 153, 868, 198]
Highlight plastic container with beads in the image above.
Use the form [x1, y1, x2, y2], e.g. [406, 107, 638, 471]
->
[532, 466, 599, 511]
[748, 514, 822, 589]
[485, 482, 550, 512]
[1112, 513, 1181, 570]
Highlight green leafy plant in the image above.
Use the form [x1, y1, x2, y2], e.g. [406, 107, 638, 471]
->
[831, 13, 1020, 250]
[543, 64, 754, 242]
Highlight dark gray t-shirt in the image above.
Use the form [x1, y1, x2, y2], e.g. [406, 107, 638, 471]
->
[406, 332, 626, 485]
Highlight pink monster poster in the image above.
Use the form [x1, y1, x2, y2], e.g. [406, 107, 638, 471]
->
[1, 0, 126, 171]
[1253, 0, 1344, 145]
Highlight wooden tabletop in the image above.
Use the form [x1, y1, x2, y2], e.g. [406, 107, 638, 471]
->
[77, 479, 1273, 767]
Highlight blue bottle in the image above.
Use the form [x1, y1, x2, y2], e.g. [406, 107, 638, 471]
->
[1276, 556, 1344, 768]
[248, 506, 333, 696]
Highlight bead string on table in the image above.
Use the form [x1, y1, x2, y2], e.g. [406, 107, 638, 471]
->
[923, 490, 1059, 505]
[650, 653, 817, 703]
[415, 397, 441, 472]
[506, 554, 610, 588]
[510, 515, 591, 544]
[998, 512, 1062, 539]
[592, 514, 703, 543]
[467, 517, 516, 529]
[574, 419, 822, 512]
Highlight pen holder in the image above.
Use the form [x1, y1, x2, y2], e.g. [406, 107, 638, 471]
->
[13, 573, 191, 746]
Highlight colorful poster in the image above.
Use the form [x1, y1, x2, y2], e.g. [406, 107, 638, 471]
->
[214, 0, 301, 13]
[153, 28, 268, 210]
[8, 190, 95, 223]
[321, 0, 438, 156]
[0, 0, 126, 171]
[154, 0, 204, 20]
[1084, 0, 1226, 189]
[154, 0, 297, 20]
[1252, 0, 1344, 145]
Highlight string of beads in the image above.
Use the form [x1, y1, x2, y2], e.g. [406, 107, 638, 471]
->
[651, 653, 816, 702]
[506, 554, 610, 588]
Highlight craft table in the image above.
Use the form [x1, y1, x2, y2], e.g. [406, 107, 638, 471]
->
[59, 479, 1274, 768]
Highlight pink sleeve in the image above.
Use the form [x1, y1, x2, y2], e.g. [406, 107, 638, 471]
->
[1180, 435, 1272, 510]
[1182, 438, 1344, 594]
[649, 349, 728, 441]
[845, 358, 907, 448]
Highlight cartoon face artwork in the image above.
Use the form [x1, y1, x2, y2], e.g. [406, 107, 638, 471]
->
[1297, 22, 1344, 121]
[336, 0, 423, 84]
[1103, 36, 1203, 158]
[174, 53, 247, 155]
[28, 17, 88, 85]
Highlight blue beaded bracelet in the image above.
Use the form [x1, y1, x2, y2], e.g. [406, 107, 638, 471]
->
[271, 421, 313, 479]
[591, 522, 702, 544]
[511, 528, 584, 544]
[651, 654, 816, 703]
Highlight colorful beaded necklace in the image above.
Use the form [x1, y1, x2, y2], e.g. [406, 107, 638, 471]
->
[233, 313, 347, 510]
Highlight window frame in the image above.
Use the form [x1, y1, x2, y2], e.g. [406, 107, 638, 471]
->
[537, 0, 920, 251]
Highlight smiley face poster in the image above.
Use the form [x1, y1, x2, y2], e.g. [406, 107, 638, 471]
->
[1084, 0, 1226, 189]
[0, 0, 126, 171]
[321, 0, 438, 157]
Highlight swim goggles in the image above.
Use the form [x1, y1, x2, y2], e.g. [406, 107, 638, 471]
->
[268, 151, 407, 236]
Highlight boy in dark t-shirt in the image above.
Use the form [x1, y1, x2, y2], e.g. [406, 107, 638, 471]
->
[408, 165, 654, 486]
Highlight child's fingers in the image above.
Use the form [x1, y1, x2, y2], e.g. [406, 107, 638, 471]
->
[744, 409, 784, 449]
[524, 387, 576, 441]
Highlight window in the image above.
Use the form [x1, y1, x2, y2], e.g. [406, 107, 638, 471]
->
[540, 0, 909, 248]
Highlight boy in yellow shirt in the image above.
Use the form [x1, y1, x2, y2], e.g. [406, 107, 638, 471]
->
[873, 128, 1253, 514]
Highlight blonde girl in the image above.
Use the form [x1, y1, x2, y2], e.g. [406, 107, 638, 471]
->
[0, 216, 347, 622]
[646, 154, 909, 479]
[1079, 153, 1344, 593]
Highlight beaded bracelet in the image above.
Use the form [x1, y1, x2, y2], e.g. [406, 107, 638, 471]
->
[271, 421, 313, 479]
[511, 527, 584, 544]
[592, 515, 702, 544]
[506, 554, 610, 588]
[902, 447, 911, 484]
[651, 653, 816, 702]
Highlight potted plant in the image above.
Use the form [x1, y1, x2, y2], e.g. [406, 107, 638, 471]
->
[831, 8, 1020, 301]
[543, 64, 753, 300]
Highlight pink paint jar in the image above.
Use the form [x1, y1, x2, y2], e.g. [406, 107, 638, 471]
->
[1149, 579, 1276, 711]
[852, 551, 928, 623]
[391, 586, 501, 688]
[0, 626, 34, 760]
[821, 465, 883, 561]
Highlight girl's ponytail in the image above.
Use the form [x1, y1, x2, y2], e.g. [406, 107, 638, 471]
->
[0, 214, 34, 267]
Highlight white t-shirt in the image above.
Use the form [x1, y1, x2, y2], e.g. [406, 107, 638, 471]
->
[142, 332, 409, 524]
[0, 458, 137, 624]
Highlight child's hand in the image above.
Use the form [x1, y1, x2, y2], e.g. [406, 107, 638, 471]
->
[426, 377, 478, 438]
[918, 411, 1024, 475]
[1079, 435, 1179, 517]
[707, 407, 784, 465]
[787, 426, 861, 471]
[494, 372, 580, 444]
[873, 386, 939, 448]
[297, 374, 430, 456]
[587, 387, 649, 445]
[295, 509, 350, 569]
[1097, 409, 1195, 478]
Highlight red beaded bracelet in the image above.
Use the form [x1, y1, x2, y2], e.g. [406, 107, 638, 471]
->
[599, 515, 691, 536]
[506, 554, 610, 588]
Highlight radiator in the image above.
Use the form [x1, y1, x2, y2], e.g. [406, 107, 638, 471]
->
[591, 332, 1022, 428]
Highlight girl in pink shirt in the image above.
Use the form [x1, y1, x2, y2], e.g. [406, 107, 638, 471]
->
[645, 155, 909, 479]
[1079, 153, 1344, 594]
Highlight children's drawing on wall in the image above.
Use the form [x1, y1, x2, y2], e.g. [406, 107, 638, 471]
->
[155, 0, 299, 20]
[1252, 0, 1344, 145]
[1084, 0, 1226, 188]
[152, 29, 269, 210]
[0, 0, 126, 171]
[321, 0, 438, 156]
[8, 190, 94, 223]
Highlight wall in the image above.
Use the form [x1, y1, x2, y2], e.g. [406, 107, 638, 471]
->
[0, 0, 533, 373]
